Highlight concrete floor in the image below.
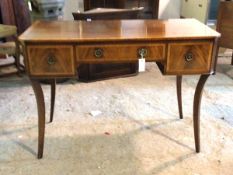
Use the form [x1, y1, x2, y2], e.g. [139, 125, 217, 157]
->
[0, 50, 232, 174]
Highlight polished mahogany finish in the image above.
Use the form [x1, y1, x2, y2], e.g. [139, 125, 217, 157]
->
[20, 19, 219, 42]
[19, 19, 220, 159]
[30, 79, 45, 159]
[27, 45, 75, 77]
[166, 41, 213, 74]
[73, 7, 143, 82]
[193, 74, 210, 152]
[76, 43, 165, 62]
[20, 19, 220, 76]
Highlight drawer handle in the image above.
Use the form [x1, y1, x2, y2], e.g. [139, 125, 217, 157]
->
[47, 55, 56, 65]
[138, 48, 148, 58]
[184, 52, 194, 62]
[94, 48, 104, 58]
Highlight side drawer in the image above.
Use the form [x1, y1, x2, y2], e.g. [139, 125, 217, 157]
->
[76, 44, 165, 63]
[166, 41, 213, 74]
[27, 45, 75, 77]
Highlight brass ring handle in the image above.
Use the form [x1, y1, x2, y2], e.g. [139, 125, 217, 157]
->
[138, 48, 148, 58]
[94, 48, 104, 58]
[184, 52, 194, 62]
[47, 55, 56, 65]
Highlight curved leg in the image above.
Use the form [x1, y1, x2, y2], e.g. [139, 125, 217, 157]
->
[176, 76, 183, 119]
[193, 74, 210, 153]
[30, 79, 45, 159]
[50, 79, 56, 123]
[231, 51, 233, 65]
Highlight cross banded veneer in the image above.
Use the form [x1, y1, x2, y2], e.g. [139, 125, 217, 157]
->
[19, 19, 220, 159]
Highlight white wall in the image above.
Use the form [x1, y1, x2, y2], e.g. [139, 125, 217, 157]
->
[63, 0, 181, 20]
[181, 0, 209, 23]
[63, 0, 83, 20]
[159, 0, 181, 19]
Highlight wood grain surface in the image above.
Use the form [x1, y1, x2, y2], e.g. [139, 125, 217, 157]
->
[27, 45, 75, 77]
[166, 41, 213, 74]
[19, 19, 220, 43]
[20, 19, 221, 158]
[76, 43, 165, 63]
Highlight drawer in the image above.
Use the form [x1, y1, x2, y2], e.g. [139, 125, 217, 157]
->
[27, 45, 75, 77]
[76, 44, 165, 62]
[166, 41, 213, 74]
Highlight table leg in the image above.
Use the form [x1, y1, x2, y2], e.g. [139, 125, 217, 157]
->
[176, 76, 183, 119]
[193, 74, 210, 153]
[30, 79, 45, 159]
[50, 79, 56, 123]
[231, 51, 233, 65]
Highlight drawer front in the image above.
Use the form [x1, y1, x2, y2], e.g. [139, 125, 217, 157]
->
[27, 45, 75, 77]
[166, 41, 213, 74]
[76, 44, 165, 62]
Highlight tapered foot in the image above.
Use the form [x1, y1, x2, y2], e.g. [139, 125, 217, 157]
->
[193, 74, 210, 153]
[30, 79, 45, 159]
[176, 76, 183, 119]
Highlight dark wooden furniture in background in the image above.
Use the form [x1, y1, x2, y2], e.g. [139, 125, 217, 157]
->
[73, 7, 144, 20]
[19, 19, 220, 158]
[0, 0, 31, 36]
[216, 1, 233, 65]
[73, 7, 144, 81]
[83, 0, 159, 19]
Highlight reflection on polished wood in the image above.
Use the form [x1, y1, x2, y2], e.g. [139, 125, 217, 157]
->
[19, 19, 220, 158]
[20, 19, 219, 42]
[73, 7, 143, 82]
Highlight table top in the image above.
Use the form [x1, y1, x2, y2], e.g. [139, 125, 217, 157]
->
[19, 19, 220, 43]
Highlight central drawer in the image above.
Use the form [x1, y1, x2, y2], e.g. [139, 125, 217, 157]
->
[76, 43, 165, 63]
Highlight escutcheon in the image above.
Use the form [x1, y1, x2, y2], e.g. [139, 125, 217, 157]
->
[47, 55, 56, 65]
[184, 52, 194, 62]
[94, 48, 104, 58]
